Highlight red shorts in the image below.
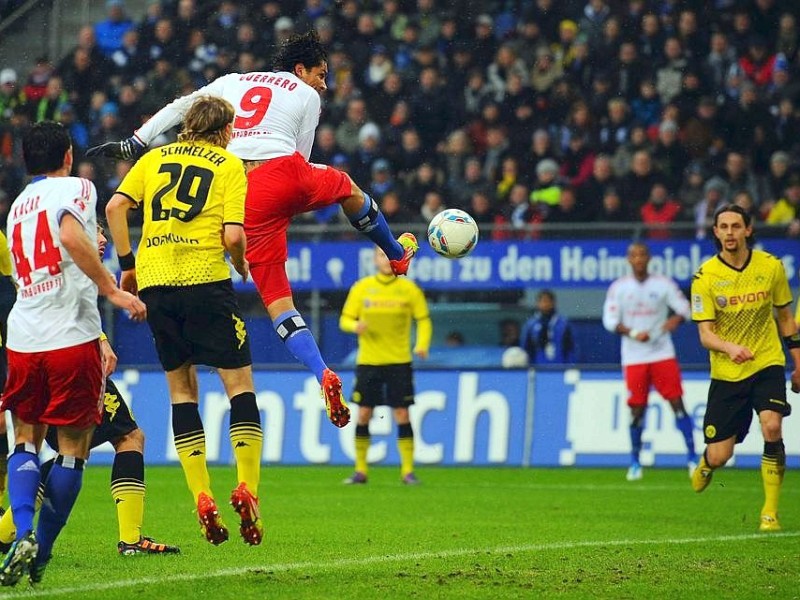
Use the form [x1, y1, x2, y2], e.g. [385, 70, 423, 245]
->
[623, 358, 684, 407]
[244, 152, 351, 267]
[1, 340, 104, 428]
[249, 262, 291, 308]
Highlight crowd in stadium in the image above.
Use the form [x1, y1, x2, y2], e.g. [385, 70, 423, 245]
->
[1, 0, 800, 239]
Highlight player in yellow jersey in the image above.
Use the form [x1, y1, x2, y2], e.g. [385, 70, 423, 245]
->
[0, 231, 12, 504]
[690, 204, 800, 532]
[339, 248, 431, 485]
[106, 96, 264, 546]
[795, 290, 800, 327]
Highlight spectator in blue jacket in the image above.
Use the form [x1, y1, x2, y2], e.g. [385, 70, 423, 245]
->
[520, 289, 577, 364]
[94, 0, 134, 57]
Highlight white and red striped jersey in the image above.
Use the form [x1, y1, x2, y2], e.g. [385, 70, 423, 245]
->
[6, 176, 101, 352]
[135, 71, 321, 161]
[602, 274, 691, 366]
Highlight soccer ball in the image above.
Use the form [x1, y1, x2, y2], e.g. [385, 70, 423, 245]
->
[427, 209, 479, 259]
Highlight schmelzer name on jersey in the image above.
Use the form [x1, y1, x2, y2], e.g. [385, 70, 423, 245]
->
[160, 145, 227, 166]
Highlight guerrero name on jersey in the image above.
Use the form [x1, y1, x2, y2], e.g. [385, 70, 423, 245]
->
[134, 72, 320, 161]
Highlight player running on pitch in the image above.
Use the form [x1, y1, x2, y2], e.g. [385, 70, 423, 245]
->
[691, 204, 800, 531]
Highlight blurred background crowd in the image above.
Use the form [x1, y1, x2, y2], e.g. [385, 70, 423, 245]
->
[1, 0, 800, 239]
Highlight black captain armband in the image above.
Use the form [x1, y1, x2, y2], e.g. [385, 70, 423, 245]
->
[118, 252, 136, 271]
[784, 333, 800, 349]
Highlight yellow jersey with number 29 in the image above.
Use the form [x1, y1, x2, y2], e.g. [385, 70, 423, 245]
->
[691, 249, 792, 382]
[116, 140, 246, 290]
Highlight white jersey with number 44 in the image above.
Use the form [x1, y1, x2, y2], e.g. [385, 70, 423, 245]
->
[134, 71, 321, 161]
[602, 274, 691, 366]
[6, 177, 101, 352]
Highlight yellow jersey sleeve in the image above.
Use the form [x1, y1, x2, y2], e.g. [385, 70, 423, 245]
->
[116, 152, 149, 205]
[222, 161, 246, 225]
[0, 231, 12, 277]
[795, 296, 800, 326]
[340, 279, 366, 333]
[766, 200, 795, 225]
[409, 282, 431, 352]
[690, 266, 715, 322]
[772, 257, 793, 308]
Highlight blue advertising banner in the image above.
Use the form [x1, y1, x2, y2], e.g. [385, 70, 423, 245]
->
[531, 369, 800, 469]
[107, 239, 800, 291]
[74, 368, 799, 469]
[83, 369, 531, 467]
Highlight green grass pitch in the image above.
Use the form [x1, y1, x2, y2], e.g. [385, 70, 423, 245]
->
[1, 465, 798, 599]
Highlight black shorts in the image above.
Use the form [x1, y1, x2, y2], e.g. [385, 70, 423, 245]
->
[351, 364, 415, 408]
[139, 280, 252, 372]
[46, 378, 138, 452]
[703, 365, 791, 444]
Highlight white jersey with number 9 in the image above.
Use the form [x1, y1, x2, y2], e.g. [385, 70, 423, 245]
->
[135, 71, 321, 161]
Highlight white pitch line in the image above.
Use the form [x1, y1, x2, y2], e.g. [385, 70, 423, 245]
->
[0, 531, 797, 599]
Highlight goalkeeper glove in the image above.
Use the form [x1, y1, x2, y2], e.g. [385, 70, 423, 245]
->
[86, 136, 145, 160]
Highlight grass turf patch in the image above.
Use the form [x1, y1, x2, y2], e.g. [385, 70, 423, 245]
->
[1, 465, 797, 599]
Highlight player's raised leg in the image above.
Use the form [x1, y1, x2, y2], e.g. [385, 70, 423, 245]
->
[691, 450, 715, 492]
[692, 436, 736, 493]
[340, 183, 418, 276]
[250, 278, 350, 429]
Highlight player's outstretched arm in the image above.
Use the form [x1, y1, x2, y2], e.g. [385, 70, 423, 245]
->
[414, 315, 432, 360]
[88, 77, 230, 159]
[60, 213, 146, 321]
[697, 320, 753, 363]
[776, 305, 800, 392]
[106, 193, 139, 295]
[86, 135, 146, 160]
[223, 224, 248, 282]
[99, 336, 118, 377]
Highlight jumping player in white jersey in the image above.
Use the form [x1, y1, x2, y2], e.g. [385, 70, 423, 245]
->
[602, 242, 697, 482]
[0, 122, 145, 587]
[88, 31, 419, 430]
